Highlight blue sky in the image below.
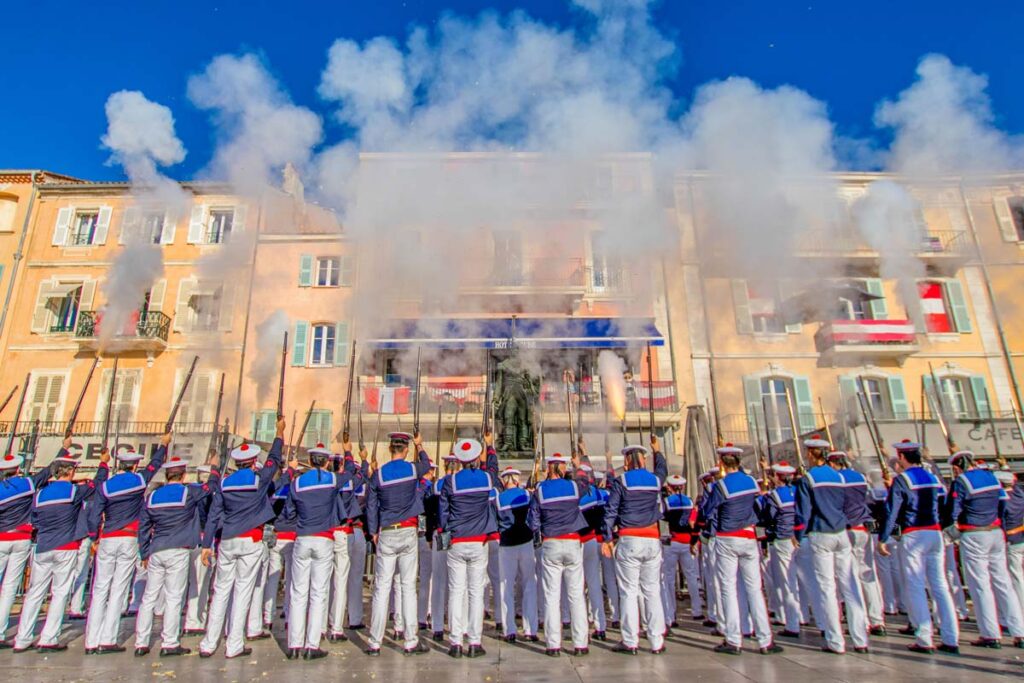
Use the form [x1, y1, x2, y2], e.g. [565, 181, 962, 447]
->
[2, 0, 1022, 181]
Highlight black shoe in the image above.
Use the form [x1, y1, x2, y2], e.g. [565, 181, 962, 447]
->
[247, 632, 272, 641]
[36, 643, 68, 652]
[97, 645, 126, 654]
[418, 622, 428, 631]
[67, 613, 86, 621]
[327, 632, 348, 643]
[494, 623, 503, 633]
[466, 644, 486, 658]
[651, 646, 665, 655]
[286, 648, 302, 660]
[777, 630, 801, 638]
[592, 630, 607, 641]
[545, 648, 560, 657]
[572, 647, 589, 656]
[971, 638, 1001, 649]
[226, 647, 252, 659]
[760, 643, 784, 655]
[906, 643, 935, 654]
[303, 648, 328, 660]
[610, 620, 621, 629]
[12, 645, 33, 654]
[404, 642, 429, 655]
[523, 634, 539, 642]
[199, 650, 214, 658]
[503, 634, 517, 643]
[713, 642, 741, 655]
[447, 644, 463, 659]
[937, 644, 960, 655]
[0, 641, 10, 650]
[702, 619, 717, 628]
[364, 647, 381, 657]
[868, 625, 887, 636]
[182, 629, 205, 636]
[820, 646, 844, 655]
[670, 620, 679, 628]
[432, 631, 444, 642]
[1014, 638, 1024, 650]
[613, 642, 639, 655]
[349, 624, 365, 630]
[899, 624, 916, 635]
[134, 647, 150, 657]
[84, 647, 98, 655]
[853, 647, 869, 654]
[160, 646, 190, 657]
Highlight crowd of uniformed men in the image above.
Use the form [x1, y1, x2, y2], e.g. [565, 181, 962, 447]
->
[0, 418, 1023, 661]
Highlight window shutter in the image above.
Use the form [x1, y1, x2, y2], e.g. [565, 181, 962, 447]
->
[298, 255, 313, 287]
[119, 207, 141, 245]
[340, 255, 355, 287]
[292, 321, 309, 367]
[838, 376, 858, 418]
[743, 375, 763, 443]
[993, 197, 1020, 242]
[792, 376, 816, 433]
[944, 279, 972, 333]
[160, 211, 177, 244]
[31, 281, 55, 333]
[217, 284, 236, 332]
[118, 370, 138, 421]
[305, 410, 332, 449]
[864, 278, 888, 320]
[79, 280, 97, 311]
[779, 280, 802, 333]
[94, 206, 112, 245]
[187, 205, 206, 244]
[95, 369, 114, 422]
[731, 279, 754, 334]
[233, 205, 248, 232]
[52, 207, 72, 246]
[922, 374, 937, 416]
[148, 279, 167, 312]
[887, 376, 908, 419]
[334, 322, 350, 365]
[173, 279, 195, 332]
[969, 375, 991, 419]
[180, 372, 212, 424]
[253, 410, 276, 442]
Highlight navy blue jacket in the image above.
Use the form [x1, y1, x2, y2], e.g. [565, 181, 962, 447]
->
[794, 465, 849, 540]
[496, 486, 533, 546]
[286, 460, 362, 536]
[602, 452, 668, 539]
[703, 470, 760, 536]
[440, 465, 499, 540]
[758, 485, 797, 540]
[272, 473, 297, 534]
[529, 477, 586, 539]
[89, 445, 167, 536]
[366, 450, 432, 534]
[949, 468, 1003, 529]
[424, 476, 446, 542]
[578, 484, 606, 540]
[138, 470, 219, 559]
[202, 438, 283, 548]
[664, 492, 696, 540]
[879, 466, 945, 543]
[1003, 483, 1024, 545]
[838, 468, 873, 527]
[0, 464, 52, 533]
[32, 463, 109, 553]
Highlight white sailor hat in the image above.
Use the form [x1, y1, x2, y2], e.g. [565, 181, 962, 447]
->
[621, 445, 650, 457]
[699, 467, 720, 480]
[52, 452, 81, 465]
[593, 471, 606, 481]
[892, 439, 921, 452]
[826, 450, 848, 462]
[388, 432, 413, 444]
[715, 442, 742, 456]
[772, 460, 796, 475]
[976, 459, 992, 470]
[307, 442, 332, 458]
[994, 469, 1014, 485]
[443, 452, 458, 462]
[666, 474, 686, 487]
[230, 442, 262, 461]
[116, 445, 143, 462]
[500, 466, 522, 478]
[428, 460, 438, 470]
[577, 463, 594, 473]
[0, 453, 23, 470]
[546, 452, 570, 465]
[803, 434, 830, 449]
[453, 438, 482, 463]
[948, 450, 974, 467]
[196, 464, 213, 474]
[162, 456, 188, 471]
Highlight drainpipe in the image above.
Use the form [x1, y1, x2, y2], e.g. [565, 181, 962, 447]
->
[0, 171, 39, 339]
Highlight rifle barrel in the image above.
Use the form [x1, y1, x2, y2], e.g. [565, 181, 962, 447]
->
[855, 386, 888, 475]
[0, 386, 18, 416]
[412, 346, 422, 434]
[277, 330, 288, 419]
[294, 400, 317, 454]
[818, 396, 834, 450]
[761, 396, 774, 465]
[65, 357, 100, 437]
[783, 384, 804, 471]
[370, 397, 384, 467]
[645, 342, 655, 441]
[927, 362, 957, 452]
[343, 340, 357, 440]
[356, 376, 365, 450]
[4, 374, 31, 457]
[208, 373, 226, 456]
[166, 355, 199, 432]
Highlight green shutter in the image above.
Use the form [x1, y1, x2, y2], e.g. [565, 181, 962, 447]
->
[864, 278, 888, 320]
[305, 410, 332, 448]
[743, 375, 763, 442]
[969, 375, 991, 419]
[923, 375, 938, 417]
[732, 280, 754, 334]
[334, 321, 350, 365]
[887, 376, 908, 419]
[340, 255, 355, 287]
[292, 321, 309, 367]
[298, 254, 313, 287]
[792, 376, 816, 433]
[252, 409, 276, 442]
[944, 279, 972, 333]
[779, 280, 801, 333]
[838, 376, 857, 420]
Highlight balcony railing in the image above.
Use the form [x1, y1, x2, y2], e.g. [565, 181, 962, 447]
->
[815, 319, 919, 363]
[461, 258, 585, 290]
[75, 310, 171, 344]
[0, 421, 219, 437]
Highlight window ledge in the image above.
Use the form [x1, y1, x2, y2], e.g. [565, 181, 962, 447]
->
[753, 333, 789, 344]
[926, 333, 960, 343]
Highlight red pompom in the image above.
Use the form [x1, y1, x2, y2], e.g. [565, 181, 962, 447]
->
[240, 444, 249, 451]
[317, 442, 325, 448]
[461, 441, 472, 451]
[3, 455, 13, 461]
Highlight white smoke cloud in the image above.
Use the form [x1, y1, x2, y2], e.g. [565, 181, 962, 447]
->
[102, 90, 187, 193]
[249, 309, 291, 402]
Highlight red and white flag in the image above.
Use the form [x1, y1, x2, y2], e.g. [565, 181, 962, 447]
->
[918, 282, 951, 333]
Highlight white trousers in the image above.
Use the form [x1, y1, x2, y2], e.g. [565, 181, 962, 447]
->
[418, 536, 432, 624]
[199, 536, 267, 656]
[263, 538, 292, 625]
[795, 537, 819, 627]
[68, 539, 92, 615]
[0, 539, 32, 634]
[327, 530, 351, 634]
[487, 540, 500, 619]
[430, 545, 449, 632]
[540, 539, 588, 649]
[582, 539, 607, 630]
[347, 531, 367, 626]
[134, 548, 190, 649]
[14, 548, 78, 648]
[808, 531, 868, 651]
[368, 527, 418, 649]
[875, 541, 900, 614]
[246, 543, 270, 636]
[702, 539, 721, 623]
[713, 536, 772, 649]
[959, 529, 1024, 639]
[900, 530, 959, 647]
[600, 549, 619, 623]
[185, 547, 212, 630]
[1008, 543, 1024, 622]
[447, 541, 488, 647]
[288, 535, 333, 649]
[85, 536, 139, 648]
[848, 529, 884, 627]
[614, 536, 665, 649]
[945, 542, 969, 618]
[662, 541, 702, 621]
[498, 542, 538, 637]
[768, 539, 801, 632]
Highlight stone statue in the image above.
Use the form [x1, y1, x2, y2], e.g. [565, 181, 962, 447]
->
[493, 354, 539, 454]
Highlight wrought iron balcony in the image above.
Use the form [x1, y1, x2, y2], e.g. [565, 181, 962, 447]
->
[459, 258, 586, 292]
[74, 310, 171, 353]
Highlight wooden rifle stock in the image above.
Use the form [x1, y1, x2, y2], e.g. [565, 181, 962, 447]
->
[166, 355, 199, 432]
[65, 357, 99, 437]
[818, 396, 834, 450]
[343, 339, 357, 441]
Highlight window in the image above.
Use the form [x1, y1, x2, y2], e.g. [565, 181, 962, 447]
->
[175, 372, 214, 425]
[207, 209, 233, 244]
[760, 377, 794, 443]
[252, 409, 277, 443]
[838, 296, 871, 321]
[918, 280, 971, 334]
[590, 232, 624, 290]
[304, 410, 333, 449]
[860, 378, 892, 419]
[70, 211, 99, 246]
[747, 282, 785, 333]
[316, 257, 340, 287]
[1009, 198, 1024, 241]
[143, 212, 165, 245]
[938, 377, 972, 418]
[492, 230, 523, 285]
[96, 369, 141, 425]
[27, 373, 65, 423]
[310, 324, 336, 366]
[188, 288, 222, 332]
[52, 286, 82, 333]
[0, 195, 17, 232]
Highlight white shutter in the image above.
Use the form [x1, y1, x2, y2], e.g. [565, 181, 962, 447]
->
[52, 207, 72, 246]
[160, 211, 177, 244]
[187, 205, 206, 244]
[79, 280, 97, 311]
[31, 281, 55, 333]
[95, 369, 114, 422]
[993, 197, 1020, 242]
[217, 284, 236, 332]
[116, 370, 139, 423]
[148, 279, 167, 312]
[233, 205, 248, 232]
[173, 279, 195, 332]
[119, 207, 141, 245]
[93, 206, 112, 245]
[179, 372, 213, 425]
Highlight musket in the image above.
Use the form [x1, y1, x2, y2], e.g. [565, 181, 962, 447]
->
[577, 359, 585, 454]
[4, 374, 30, 457]
[782, 384, 804, 471]
[645, 342, 656, 442]
[761, 395, 774, 466]
[564, 370, 576, 456]
[855, 385, 888, 477]
[856, 376, 886, 456]
[0, 386, 18, 417]
[370, 394, 383, 469]
[818, 396, 834, 450]
[277, 331, 288, 419]
[927, 362, 957, 453]
[482, 352, 491, 437]
[208, 373, 226, 457]
[294, 400, 317, 455]
[65, 357, 100, 437]
[101, 356, 119, 451]
[287, 410, 297, 455]
[987, 405, 1004, 467]
[356, 376, 365, 452]
[342, 339, 357, 442]
[449, 403, 461, 455]
[532, 373, 545, 485]
[636, 413, 644, 447]
[434, 399, 443, 464]
[751, 408, 768, 483]
[166, 355, 199, 433]
[412, 346, 422, 436]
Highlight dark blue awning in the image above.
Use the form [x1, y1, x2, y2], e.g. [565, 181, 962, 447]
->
[366, 317, 664, 350]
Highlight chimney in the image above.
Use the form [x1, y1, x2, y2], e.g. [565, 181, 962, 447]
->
[282, 162, 305, 203]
